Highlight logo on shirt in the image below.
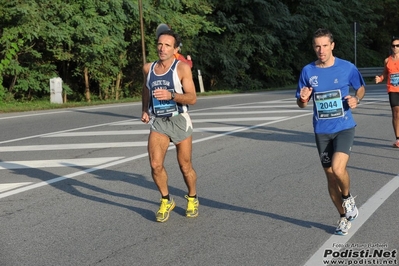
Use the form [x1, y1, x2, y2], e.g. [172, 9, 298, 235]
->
[151, 80, 171, 87]
[309, 76, 318, 87]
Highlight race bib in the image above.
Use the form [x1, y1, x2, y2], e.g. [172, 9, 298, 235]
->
[152, 88, 178, 117]
[390, 73, 399, 86]
[314, 90, 344, 119]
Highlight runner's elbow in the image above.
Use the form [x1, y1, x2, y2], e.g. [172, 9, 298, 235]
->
[189, 98, 197, 105]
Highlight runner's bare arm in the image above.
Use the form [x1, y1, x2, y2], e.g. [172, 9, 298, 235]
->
[175, 62, 197, 105]
[375, 57, 389, 84]
[355, 85, 365, 101]
[141, 63, 151, 123]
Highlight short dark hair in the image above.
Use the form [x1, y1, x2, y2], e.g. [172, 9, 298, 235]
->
[392, 36, 399, 44]
[158, 30, 181, 49]
[313, 28, 334, 43]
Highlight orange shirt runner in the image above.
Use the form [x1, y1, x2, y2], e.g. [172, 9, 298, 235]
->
[385, 56, 399, 93]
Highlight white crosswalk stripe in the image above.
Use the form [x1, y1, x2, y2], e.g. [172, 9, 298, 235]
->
[0, 182, 32, 193]
[0, 142, 149, 152]
[0, 157, 124, 169]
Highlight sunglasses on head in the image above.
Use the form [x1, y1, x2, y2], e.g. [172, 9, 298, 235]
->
[392, 44, 399, 48]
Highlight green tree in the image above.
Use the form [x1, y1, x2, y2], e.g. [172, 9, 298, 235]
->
[0, 0, 59, 101]
[195, 0, 307, 89]
[68, 0, 133, 102]
[1, 0, 398, 103]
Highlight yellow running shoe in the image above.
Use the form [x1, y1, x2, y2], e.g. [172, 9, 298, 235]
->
[156, 198, 175, 222]
[185, 195, 199, 218]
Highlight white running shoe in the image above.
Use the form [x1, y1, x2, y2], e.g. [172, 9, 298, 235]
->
[335, 217, 351, 235]
[342, 195, 358, 221]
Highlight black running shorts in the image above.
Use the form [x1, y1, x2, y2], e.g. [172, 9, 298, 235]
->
[314, 127, 355, 168]
[389, 92, 399, 108]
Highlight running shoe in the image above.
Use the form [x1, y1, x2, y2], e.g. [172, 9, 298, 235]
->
[342, 195, 358, 221]
[156, 198, 175, 222]
[393, 139, 399, 148]
[335, 217, 351, 236]
[184, 195, 199, 218]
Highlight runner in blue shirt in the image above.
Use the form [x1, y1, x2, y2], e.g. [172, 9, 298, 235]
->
[296, 28, 365, 236]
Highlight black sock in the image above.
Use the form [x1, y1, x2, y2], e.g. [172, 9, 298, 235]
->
[396, 137, 399, 140]
[188, 194, 197, 198]
[162, 194, 170, 200]
[342, 193, 350, 199]
[340, 213, 346, 218]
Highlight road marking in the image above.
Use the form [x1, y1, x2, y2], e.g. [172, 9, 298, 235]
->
[0, 119, 136, 145]
[115, 117, 288, 125]
[214, 105, 310, 109]
[0, 182, 32, 192]
[303, 174, 399, 266]
[189, 110, 309, 115]
[0, 157, 124, 170]
[42, 127, 243, 137]
[0, 142, 148, 152]
[0, 103, 136, 120]
[44, 130, 150, 137]
[0, 112, 311, 199]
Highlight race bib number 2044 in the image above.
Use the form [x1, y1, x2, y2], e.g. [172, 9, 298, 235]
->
[314, 90, 344, 119]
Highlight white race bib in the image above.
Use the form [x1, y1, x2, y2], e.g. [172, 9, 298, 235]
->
[152, 89, 178, 117]
[314, 90, 344, 119]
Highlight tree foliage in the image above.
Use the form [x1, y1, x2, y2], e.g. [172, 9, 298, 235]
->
[0, 0, 398, 102]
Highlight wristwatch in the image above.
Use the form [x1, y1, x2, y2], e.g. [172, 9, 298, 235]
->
[171, 91, 175, 100]
[355, 96, 360, 104]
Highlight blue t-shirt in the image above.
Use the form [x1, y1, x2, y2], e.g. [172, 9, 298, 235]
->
[296, 57, 365, 134]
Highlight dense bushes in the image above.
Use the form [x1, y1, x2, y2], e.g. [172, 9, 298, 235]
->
[0, 0, 396, 102]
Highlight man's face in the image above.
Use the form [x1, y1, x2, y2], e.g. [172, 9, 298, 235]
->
[391, 40, 399, 54]
[157, 35, 178, 61]
[313, 36, 335, 63]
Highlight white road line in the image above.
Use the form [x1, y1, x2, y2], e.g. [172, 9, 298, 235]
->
[189, 110, 309, 115]
[213, 105, 310, 109]
[0, 142, 148, 152]
[303, 174, 399, 266]
[0, 157, 124, 170]
[44, 130, 150, 137]
[0, 182, 32, 193]
[43, 127, 242, 137]
[115, 117, 288, 125]
[194, 127, 242, 132]
[0, 112, 311, 199]
[0, 119, 136, 145]
[192, 117, 287, 123]
[0, 103, 136, 120]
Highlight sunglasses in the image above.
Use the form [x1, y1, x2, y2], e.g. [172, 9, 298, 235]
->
[392, 44, 399, 48]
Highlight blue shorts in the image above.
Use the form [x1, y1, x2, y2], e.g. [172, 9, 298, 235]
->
[315, 127, 355, 168]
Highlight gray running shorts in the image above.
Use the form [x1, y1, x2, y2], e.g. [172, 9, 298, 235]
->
[315, 127, 355, 168]
[150, 112, 193, 144]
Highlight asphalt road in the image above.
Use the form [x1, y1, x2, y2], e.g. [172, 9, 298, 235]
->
[0, 84, 398, 266]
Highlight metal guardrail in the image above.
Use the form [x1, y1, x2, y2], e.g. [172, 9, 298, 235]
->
[358, 67, 383, 77]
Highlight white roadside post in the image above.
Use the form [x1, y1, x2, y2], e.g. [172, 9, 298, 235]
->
[50, 77, 63, 104]
[198, 69, 205, 93]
